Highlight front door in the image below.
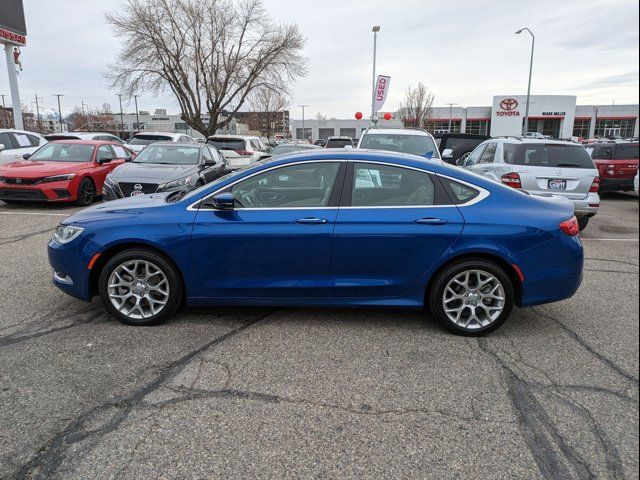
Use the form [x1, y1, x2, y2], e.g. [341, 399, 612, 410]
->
[330, 162, 465, 298]
[190, 161, 345, 299]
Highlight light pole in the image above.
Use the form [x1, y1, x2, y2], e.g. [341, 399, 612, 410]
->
[54, 94, 64, 132]
[298, 104, 308, 140]
[133, 94, 140, 132]
[515, 27, 534, 136]
[0, 94, 8, 128]
[117, 94, 125, 138]
[445, 102, 458, 132]
[33, 94, 42, 134]
[371, 25, 380, 125]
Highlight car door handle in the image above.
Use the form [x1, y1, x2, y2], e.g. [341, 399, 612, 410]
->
[295, 217, 329, 224]
[415, 218, 448, 225]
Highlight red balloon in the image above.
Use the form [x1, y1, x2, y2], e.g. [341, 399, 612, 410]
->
[355, 111, 363, 120]
[383, 112, 392, 120]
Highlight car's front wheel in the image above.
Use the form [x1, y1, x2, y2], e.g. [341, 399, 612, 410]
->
[75, 178, 96, 206]
[98, 249, 183, 326]
[428, 259, 514, 336]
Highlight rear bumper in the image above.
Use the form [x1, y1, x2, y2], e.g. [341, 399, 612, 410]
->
[0, 182, 75, 202]
[600, 177, 635, 192]
[571, 193, 600, 218]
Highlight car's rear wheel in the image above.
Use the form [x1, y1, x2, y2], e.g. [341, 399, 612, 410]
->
[578, 217, 590, 231]
[428, 259, 514, 336]
[98, 249, 183, 326]
[75, 178, 96, 206]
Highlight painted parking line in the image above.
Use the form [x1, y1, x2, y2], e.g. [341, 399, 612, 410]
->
[0, 211, 70, 217]
[581, 238, 639, 242]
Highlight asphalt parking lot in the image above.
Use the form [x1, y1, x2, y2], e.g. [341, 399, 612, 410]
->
[0, 194, 638, 480]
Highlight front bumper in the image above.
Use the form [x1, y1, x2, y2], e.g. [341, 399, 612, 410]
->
[0, 181, 75, 202]
[48, 239, 93, 301]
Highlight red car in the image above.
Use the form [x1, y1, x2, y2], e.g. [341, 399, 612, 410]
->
[0, 140, 133, 205]
[586, 142, 639, 192]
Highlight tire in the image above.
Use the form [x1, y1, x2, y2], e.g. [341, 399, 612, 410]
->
[1, 200, 21, 205]
[98, 249, 183, 326]
[428, 259, 514, 336]
[578, 217, 590, 231]
[75, 178, 96, 206]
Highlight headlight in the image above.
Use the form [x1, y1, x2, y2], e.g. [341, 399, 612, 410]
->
[158, 174, 198, 191]
[53, 225, 84, 244]
[104, 174, 117, 186]
[42, 174, 76, 183]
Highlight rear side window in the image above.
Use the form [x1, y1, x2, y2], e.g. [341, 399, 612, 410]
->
[0, 132, 14, 149]
[351, 163, 436, 206]
[441, 178, 480, 205]
[503, 144, 518, 164]
[614, 145, 639, 159]
[592, 145, 613, 159]
[12, 133, 33, 148]
[514, 145, 595, 169]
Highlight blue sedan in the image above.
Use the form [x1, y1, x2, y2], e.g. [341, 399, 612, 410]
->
[48, 150, 584, 335]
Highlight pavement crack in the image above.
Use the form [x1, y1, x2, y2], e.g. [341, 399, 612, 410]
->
[12, 309, 275, 480]
[530, 307, 639, 386]
[0, 227, 55, 246]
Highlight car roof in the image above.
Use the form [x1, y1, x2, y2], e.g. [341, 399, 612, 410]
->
[207, 134, 259, 140]
[361, 128, 434, 137]
[0, 128, 44, 137]
[495, 138, 584, 146]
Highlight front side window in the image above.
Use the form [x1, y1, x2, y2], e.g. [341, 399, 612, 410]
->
[30, 143, 95, 162]
[465, 144, 487, 166]
[96, 145, 114, 161]
[231, 162, 341, 208]
[351, 163, 436, 207]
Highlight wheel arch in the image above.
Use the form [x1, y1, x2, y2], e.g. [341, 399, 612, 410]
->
[88, 241, 186, 299]
[424, 252, 523, 308]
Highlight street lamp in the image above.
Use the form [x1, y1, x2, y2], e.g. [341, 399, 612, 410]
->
[54, 94, 64, 132]
[371, 25, 381, 125]
[445, 102, 458, 133]
[515, 27, 534, 136]
[298, 104, 308, 140]
[133, 94, 140, 132]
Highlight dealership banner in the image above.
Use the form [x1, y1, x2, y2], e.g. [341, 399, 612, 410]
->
[374, 75, 391, 112]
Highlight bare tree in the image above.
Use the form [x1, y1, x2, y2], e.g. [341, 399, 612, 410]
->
[398, 82, 434, 129]
[106, 0, 306, 137]
[247, 87, 290, 138]
[67, 107, 117, 133]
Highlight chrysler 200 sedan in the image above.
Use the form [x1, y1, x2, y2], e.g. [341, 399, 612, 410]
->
[48, 149, 584, 336]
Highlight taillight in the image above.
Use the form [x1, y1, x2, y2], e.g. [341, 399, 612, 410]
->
[589, 177, 600, 193]
[559, 216, 580, 236]
[234, 149, 253, 156]
[607, 165, 615, 175]
[501, 172, 522, 188]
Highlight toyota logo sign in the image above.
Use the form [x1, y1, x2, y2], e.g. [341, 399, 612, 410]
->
[500, 98, 518, 111]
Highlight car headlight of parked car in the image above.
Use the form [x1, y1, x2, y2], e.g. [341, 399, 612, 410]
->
[42, 174, 77, 183]
[158, 174, 199, 191]
[53, 225, 84, 244]
[104, 174, 117, 187]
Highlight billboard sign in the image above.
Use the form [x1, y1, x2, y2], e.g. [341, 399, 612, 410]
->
[0, 0, 27, 45]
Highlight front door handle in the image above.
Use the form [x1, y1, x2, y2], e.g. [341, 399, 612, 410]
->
[295, 217, 329, 224]
[415, 217, 448, 225]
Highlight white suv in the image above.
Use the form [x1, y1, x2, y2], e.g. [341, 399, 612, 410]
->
[126, 132, 197, 153]
[206, 135, 271, 169]
[459, 138, 600, 230]
[357, 128, 441, 161]
[0, 129, 48, 166]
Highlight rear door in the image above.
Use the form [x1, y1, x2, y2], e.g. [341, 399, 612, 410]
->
[330, 161, 465, 298]
[513, 143, 597, 199]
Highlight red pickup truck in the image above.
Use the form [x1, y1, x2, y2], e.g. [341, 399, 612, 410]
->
[585, 142, 639, 192]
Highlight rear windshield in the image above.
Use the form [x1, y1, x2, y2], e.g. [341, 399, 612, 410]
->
[207, 138, 246, 151]
[128, 135, 173, 145]
[325, 138, 353, 148]
[45, 135, 81, 141]
[29, 143, 94, 162]
[271, 144, 316, 155]
[514, 144, 595, 169]
[614, 145, 639, 159]
[360, 133, 438, 158]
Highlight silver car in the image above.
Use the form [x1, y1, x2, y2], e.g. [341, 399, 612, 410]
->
[459, 138, 600, 230]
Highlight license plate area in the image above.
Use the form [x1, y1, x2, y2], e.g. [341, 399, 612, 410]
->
[548, 179, 567, 190]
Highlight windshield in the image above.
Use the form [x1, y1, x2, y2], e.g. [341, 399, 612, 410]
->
[207, 138, 246, 151]
[514, 144, 595, 168]
[29, 143, 95, 162]
[325, 138, 353, 148]
[360, 133, 438, 158]
[128, 135, 173, 146]
[133, 145, 201, 165]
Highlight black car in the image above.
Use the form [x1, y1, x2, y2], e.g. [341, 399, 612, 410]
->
[437, 133, 491, 165]
[102, 142, 231, 200]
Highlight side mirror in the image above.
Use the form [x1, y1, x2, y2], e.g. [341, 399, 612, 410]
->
[0, 143, 5, 152]
[97, 156, 113, 164]
[209, 192, 235, 210]
[204, 158, 216, 167]
[124, 156, 133, 162]
[23, 153, 31, 160]
[442, 148, 454, 159]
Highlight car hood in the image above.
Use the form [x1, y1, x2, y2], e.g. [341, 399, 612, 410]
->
[63, 192, 173, 226]
[0, 160, 87, 177]
[109, 162, 200, 183]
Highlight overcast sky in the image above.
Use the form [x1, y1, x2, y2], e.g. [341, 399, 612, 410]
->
[1, 0, 638, 119]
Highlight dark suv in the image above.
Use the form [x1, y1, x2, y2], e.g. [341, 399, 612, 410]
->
[585, 142, 639, 192]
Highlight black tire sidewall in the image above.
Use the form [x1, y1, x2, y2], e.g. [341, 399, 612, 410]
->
[578, 217, 589, 231]
[98, 249, 183, 326]
[429, 259, 514, 336]
[76, 178, 96, 206]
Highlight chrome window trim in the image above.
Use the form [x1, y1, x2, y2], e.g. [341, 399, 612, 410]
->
[187, 159, 490, 211]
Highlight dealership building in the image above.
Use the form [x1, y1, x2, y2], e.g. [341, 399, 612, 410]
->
[290, 95, 639, 141]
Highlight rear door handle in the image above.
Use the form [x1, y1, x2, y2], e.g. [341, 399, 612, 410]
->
[295, 217, 329, 224]
[415, 217, 448, 225]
